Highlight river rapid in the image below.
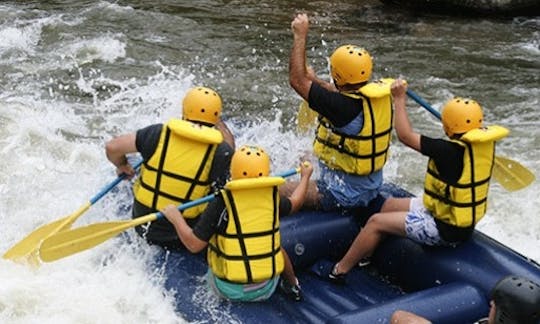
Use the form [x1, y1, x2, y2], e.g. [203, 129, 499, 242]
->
[1, 1, 538, 323]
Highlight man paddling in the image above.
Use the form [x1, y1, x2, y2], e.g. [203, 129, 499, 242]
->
[105, 86, 235, 250]
[161, 145, 313, 302]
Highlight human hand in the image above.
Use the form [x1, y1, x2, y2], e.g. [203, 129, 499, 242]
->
[299, 161, 313, 180]
[161, 204, 182, 224]
[291, 13, 309, 37]
[116, 163, 136, 179]
[391, 78, 407, 99]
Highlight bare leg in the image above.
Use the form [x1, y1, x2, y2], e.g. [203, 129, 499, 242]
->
[336, 211, 408, 274]
[280, 248, 297, 285]
[380, 197, 411, 213]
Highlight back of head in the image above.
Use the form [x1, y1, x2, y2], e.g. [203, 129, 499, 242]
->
[182, 86, 222, 126]
[491, 275, 540, 324]
[230, 145, 270, 180]
[441, 97, 483, 138]
[330, 45, 373, 87]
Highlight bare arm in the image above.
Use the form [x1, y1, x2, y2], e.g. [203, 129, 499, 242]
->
[288, 162, 314, 214]
[289, 13, 312, 100]
[307, 65, 337, 93]
[390, 310, 432, 324]
[105, 133, 137, 177]
[161, 205, 208, 253]
[391, 79, 421, 152]
[215, 119, 235, 150]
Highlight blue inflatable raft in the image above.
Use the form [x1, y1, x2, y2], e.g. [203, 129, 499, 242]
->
[154, 183, 540, 323]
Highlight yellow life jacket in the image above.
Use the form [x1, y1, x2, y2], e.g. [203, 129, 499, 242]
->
[313, 78, 394, 175]
[423, 125, 509, 227]
[207, 177, 286, 284]
[133, 118, 223, 218]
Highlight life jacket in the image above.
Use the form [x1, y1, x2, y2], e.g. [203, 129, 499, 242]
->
[423, 125, 509, 227]
[133, 118, 223, 218]
[313, 78, 394, 175]
[207, 177, 285, 284]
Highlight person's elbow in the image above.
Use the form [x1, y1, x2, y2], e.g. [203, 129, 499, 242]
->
[396, 132, 420, 151]
[184, 236, 207, 254]
[105, 139, 121, 160]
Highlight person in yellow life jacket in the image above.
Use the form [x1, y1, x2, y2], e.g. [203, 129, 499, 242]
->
[319, 79, 509, 284]
[283, 13, 396, 220]
[161, 145, 313, 302]
[105, 86, 235, 250]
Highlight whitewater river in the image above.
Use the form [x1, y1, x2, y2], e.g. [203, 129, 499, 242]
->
[1, 1, 538, 323]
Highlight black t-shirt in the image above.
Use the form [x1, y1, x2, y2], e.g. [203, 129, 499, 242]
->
[420, 135, 474, 242]
[307, 82, 363, 128]
[193, 194, 292, 242]
[132, 123, 234, 246]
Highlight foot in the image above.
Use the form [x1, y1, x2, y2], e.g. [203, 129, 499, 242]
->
[311, 260, 347, 285]
[279, 278, 302, 301]
[327, 263, 347, 285]
[358, 257, 371, 267]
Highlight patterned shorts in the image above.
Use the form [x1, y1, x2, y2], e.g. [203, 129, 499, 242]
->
[405, 197, 453, 247]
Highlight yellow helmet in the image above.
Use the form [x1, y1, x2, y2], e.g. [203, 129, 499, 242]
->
[441, 97, 484, 137]
[330, 45, 373, 87]
[182, 86, 222, 126]
[230, 145, 270, 180]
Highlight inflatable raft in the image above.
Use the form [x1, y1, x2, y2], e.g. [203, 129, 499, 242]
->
[154, 183, 540, 323]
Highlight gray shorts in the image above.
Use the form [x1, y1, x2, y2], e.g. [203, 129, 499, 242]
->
[405, 197, 453, 247]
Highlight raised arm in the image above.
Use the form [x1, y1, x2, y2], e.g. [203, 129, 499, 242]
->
[391, 79, 421, 152]
[289, 13, 312, 100]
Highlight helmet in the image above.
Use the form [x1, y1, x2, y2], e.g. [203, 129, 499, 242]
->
[330, 45, 373, 87]
[441, 97, 483, 137]
[491, 276, 540, 324]
[230, 145, 270, 180]
[182, 86, 222, 126]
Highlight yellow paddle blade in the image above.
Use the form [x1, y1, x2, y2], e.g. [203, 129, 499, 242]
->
[493, 156, 536, 192]
[296, 100, 318, 134]
[2, 203, 91, 261]
[39, 213, 158, 262]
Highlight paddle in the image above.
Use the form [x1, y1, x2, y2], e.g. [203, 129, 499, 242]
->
[406, 89, 535, 191]
[2, 160, 143, 261]
[39, 167, 302, 262]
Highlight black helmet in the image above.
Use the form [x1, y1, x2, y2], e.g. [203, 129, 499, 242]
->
[491, 275, 540, 324]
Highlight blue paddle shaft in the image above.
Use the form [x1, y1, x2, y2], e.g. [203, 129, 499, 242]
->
[406, 89, 442, 120]
[155, 167, 300, 220]
[89, 159, 143, 204]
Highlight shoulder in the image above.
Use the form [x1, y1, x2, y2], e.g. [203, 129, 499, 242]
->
[135, 123, 163, 158]
[309, 83, 361, 127]
[136, 123, 163, 138]
[421, 135, 463, 157]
